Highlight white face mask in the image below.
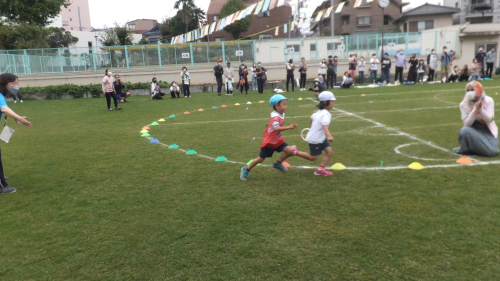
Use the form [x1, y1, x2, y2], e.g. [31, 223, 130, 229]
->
[218, 63, 221, 65]
[360, 58, 364, 61]
[108, 72, 112, 76]
[173, 83, 176, 86]
[444, 49, 447, 52]
[399, 51, 403, 55]
[432, 51, 435, 54]
[314, 82, 319, 85]
[372, 56, 376, 58]
[258, 64, 261, 67]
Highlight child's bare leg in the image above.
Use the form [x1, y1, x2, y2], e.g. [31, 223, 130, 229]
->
[319, 147, 333, 167]
[278, 146, 295, 162]
[296, 151, 317, 161]
[247, 157, 265, 170]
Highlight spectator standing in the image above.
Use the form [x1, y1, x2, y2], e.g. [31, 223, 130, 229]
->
[381, 53, 391, 83]
[357, 57, 365, 85]
[348, 54, 357, 80]
[417, 59, 426, 83]
[240, 65, 249, 95]
[318, 58, 327, 83]
[235, 60, 246, 91]
[251, 63, 258, 91]
[486, 47, 496, 78]
[255, 62, 266, 94]
[441, 46, 452, 82]
[170, 81, 181, 98]
[113, 74, 131, 103]
[332, 56, 339, 87]
[326, 56, 336, 88]
[427, 49, 438, 82]
[459, 65, 470, 82]
[407, 54, 418, 83]
[102, 69, 120, 111]
[180, 67, 191, 98]
[369, 53, 379, 84]
[449, 50, 456, 65]
[0, 73, 33, 194]
[299, 58, 307, 91]
[224, 62, 235, 96]
[475, 47, 487, 78]
[285, 59, 295, 92]
[394, 49, 407, 83]
[213, 59, 224, 96]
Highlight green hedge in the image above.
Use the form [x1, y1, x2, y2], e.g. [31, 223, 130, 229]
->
[20, 80, 171, 99]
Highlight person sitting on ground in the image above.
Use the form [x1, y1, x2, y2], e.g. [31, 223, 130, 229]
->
[454, 81, 499, 156]
[459, 65, 470, 82]
[448, 65, 460, 83]
[317, 73, 325, 88]
[151, 77, 165, 100]
[309, 78, 326, 98]
[341, 72, 353, 89]
[469, 59, 482, 81]
[170, 81, 180, 98]
[113, 74, 131, 103]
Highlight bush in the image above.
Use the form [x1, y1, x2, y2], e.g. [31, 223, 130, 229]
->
[20, 81, 171, 99]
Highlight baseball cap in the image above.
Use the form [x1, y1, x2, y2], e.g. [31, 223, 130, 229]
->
[318, 91, 335, 101]
[270, 94, 287, 107]
[217, 59, 222, 62]
[314, 78, 320, 82]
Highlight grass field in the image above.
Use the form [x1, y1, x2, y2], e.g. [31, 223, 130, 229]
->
[2, 80, 500, 280]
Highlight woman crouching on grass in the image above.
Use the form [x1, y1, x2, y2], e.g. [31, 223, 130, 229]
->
[0, 73, 33, 194]
[454, 81, 499, 156]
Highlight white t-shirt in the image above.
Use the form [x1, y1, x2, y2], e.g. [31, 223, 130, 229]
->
[319, 62, 327, 74]
[305, 109, 332, 144]
[170, 85, 180, 92]
[370, 58, 379, 70]
[180, 71, 190, 85]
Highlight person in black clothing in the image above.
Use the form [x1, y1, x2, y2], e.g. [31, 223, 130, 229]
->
[458, 64, 470, 82]
[475, 47, 487, 78]
[235, 60, 246, 90]
[240, 66, 249, 94]
[407, 54, 418, 83]
[285, 59, 295, 92]
[255, 62, 266, 94]
[326, 56, 336, 89]
[381, 53, 391, 83]
[213, 59, 224, 96]
[113, 74, 131, 103]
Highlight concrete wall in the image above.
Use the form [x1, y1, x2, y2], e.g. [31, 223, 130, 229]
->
[69, 31, 143, 49]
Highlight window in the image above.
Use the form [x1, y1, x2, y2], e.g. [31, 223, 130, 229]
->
[455, 3, 458, 7]
[258, 11, 270, 18]
[71, 27, 73, 30]
[384, 15, 390, 25]
[259, 34, 273, 40]
[327, 43, 339, 50]
[287, 44, 300, 52]
[342, 16, 350, 25]
[359, 0, 371, 6]
[213, 15, 219, 21]
[62, 21, 69, 26]
[69, 9, 71, 12]
[88, 41, 92, 47]
[417, 20, 433, 31]
[358, 16, 370, 25]
[310, 44, 316, 51]
[128, 24, 136, 29]
[70, 18, 72, 21]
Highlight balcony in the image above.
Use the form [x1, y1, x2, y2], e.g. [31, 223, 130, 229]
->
[466, 2, 494, 16]
[340, 25, 351, 34]
[340, 6, 351, 16]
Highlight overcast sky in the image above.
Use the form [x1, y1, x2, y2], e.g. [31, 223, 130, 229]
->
[88, 0, 443, 28]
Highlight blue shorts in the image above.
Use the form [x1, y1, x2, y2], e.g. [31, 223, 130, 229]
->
[309, 139, 331, 156]
[259, 142, 289, 158]
[116, 92, 127, 100]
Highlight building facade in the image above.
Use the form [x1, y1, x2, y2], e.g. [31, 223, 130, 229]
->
[60, 0, 92, 31]
[444, 0, 500, 24]
[311, 0, 409, 36]
[127, 19, 159, 34]
[206, 0, 292, 41]
[393, 3, 460, 32]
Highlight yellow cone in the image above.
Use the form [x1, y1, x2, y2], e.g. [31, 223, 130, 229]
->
[158, 118, 165, 122]
[408, 162, 425, 170]
[331, 163, 346, 170]
[140, 129, 148, 133]
[235, 103, 240, 105]
[298, 98, 303, 100]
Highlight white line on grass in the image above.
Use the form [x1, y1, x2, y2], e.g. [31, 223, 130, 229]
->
[394, 143, 458, 161]
[331, 86, 500, 99]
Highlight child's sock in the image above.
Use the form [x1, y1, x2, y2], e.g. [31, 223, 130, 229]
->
[319, 166, 325, 170]
[244, 167, 250, 172]
[275, 160, 282, 165]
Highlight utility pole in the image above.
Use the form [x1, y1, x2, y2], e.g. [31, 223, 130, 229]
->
[331, 0, 334, 37]
[381, 7, 384, 58]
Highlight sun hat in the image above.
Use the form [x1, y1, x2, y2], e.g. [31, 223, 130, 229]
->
[318, 91, 335, 101]
[270, 94, 287, 107]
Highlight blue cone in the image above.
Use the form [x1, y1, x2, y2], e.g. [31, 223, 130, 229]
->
[150, 138, 159, 143]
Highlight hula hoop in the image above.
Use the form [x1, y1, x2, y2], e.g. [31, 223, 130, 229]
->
[301, 128, 310, 141]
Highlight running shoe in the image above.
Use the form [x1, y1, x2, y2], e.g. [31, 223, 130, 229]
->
[115, 107, 122, 110]
[314, 168, 332, 176]
[20, 100, 23, 103]
[273, 162, 288, 173]
[453, 147, 461, 154]
[14, 100, 16, 103]
[240, 167, 249, 182]
[108, 108, 113, 111]
[0, 186, 17, 194]
[290, 145, 298, 156]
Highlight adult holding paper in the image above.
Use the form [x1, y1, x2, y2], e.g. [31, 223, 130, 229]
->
[0, 73, 33, 194]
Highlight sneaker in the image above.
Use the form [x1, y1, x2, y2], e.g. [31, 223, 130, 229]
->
[453, 147, 461, 153]
[314, 168, 332, 176]
[151, 95, 155, 100]
[0, 186, 17, 194]
[108, 108, 113, 111]
[115, 107, 122, 110]
[240, 167, 249, 182]
[20, 100, 23, 103]
[291, 145, 298, 156]
[273, 161, 288, 173]
[185, 96, 187, 98]
[14, 100, 16, 103]
[226, 93, 229, 96]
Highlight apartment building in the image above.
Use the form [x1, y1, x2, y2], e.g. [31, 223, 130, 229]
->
[393, 3, 460, 32]
[127, 19, 159, 34]
[60, 0, 92, 31]
[444, 0, 500, 24]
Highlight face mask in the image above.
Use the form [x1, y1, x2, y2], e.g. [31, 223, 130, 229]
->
[108, 72, 112, 76]
[399, 52, 403, 55]
[116, 78, 120, 80]
[444, 49, 447, 52]
[227, 65, 230, 67]
[153, 80, 157, 83]
[372, 56, 376, 58]
[173, 83, 176, 86]
[314, 82, 319, 85]
[258, 64, 261, 67]
[334, 58, 337, 60]
[218, 63, 221, 66]
[432, 51, 435, 54]
[360, 58, 364, 61]
[419, 62, 423, 64]
[8, 85, 19, 95]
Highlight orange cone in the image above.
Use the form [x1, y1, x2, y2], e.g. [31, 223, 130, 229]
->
[282, 161, 291, 168]
[184, 111, 190, 114]
[198, 109, 204, 111]
[259, 100, 264, 103]
[222, 105, 227, 107]
[456, 157, 475, 164]
[361, 94, 366, 96]
[142, 126, 150, 130]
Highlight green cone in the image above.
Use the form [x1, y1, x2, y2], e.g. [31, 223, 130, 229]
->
[215, 156, 227, 162]
[141, 133, 150, 137]
[151, 122, 159, 125]
[168, 144, 179, 149]
[186, 150, 197, 155]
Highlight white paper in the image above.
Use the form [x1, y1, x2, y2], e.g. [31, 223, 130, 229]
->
[0, 125, 14, 143]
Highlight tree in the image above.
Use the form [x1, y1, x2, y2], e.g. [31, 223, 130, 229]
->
[174, 0, 196, 33]
[47, 27, 79, 48]
[137, 38, 150, 45]
[168, 8, 206, 38]
[219, 0, 252, 40]
[99, 27, 118, 47]
[114, 23, 134, 46]
[159, 17, 171, 43]
[0, 0, 68, 26]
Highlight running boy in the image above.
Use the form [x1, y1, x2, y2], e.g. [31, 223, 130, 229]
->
[294, 91, 335, 176]
[240, 94, 300, 182]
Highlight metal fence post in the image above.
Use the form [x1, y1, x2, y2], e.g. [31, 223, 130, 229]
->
[124, 46, 129, 70]
[58, 48, 64, 73]
[158, 44, 162, 69]
[405, 32, 409, 52]
[190, 42, 194, 67]
[222, 42, 225, 64]
[376, 33, 379, 55]
[315, 36, 319, 60]
[142, 47, 145, 68]
[23, 49, 31, 75]
[253, 40, 257, 63]
[285, 38, 288, 62]
[207, 42, 209, 65]
[92, 46, 97, 72]
[434, 31, 438, 52]
[346, 36, 349, 59]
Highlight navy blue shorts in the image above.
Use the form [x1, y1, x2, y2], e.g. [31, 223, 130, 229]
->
[259, 142, 289, 158]
[309, 139, 331, 156]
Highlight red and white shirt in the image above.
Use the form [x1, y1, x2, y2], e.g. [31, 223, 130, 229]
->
[261, 111, 285, 149]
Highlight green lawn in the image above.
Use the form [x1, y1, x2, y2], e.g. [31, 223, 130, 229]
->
[2, 80, 500, 280]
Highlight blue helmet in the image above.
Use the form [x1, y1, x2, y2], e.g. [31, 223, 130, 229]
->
[269, 94, 287, 107]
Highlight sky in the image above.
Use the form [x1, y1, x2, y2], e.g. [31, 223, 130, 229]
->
[88, 0, 443, 29]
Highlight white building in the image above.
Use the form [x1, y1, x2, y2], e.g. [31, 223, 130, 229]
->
[443, 0, 500, 25]
[68, 30, 143, 50]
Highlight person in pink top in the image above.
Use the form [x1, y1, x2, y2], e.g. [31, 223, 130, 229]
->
[102, 69, 121, 111]
[454, 81, 499, 156]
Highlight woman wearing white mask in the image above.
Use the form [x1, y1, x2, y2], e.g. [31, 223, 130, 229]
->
[454, 81, 499, 156]
[0, 73, 33, 194]
[102, 69, 121, 111]
[318, 58, 327, 83]
[427, 49, 438, 82]
[170, 81, 181, 98]
[251, 62, 258, 91]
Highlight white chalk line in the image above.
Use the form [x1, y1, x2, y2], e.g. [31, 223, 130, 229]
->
[394, 143, 458, 161]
